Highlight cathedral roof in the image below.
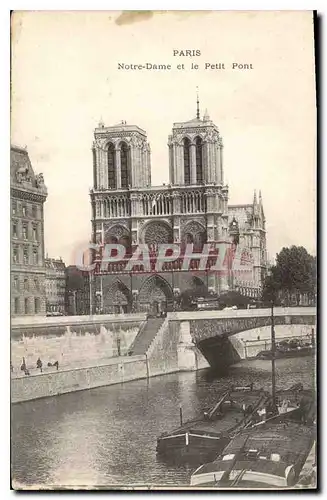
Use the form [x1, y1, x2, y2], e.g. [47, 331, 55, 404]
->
[94, 123, 147, 137]
[172, 116, 218, 131]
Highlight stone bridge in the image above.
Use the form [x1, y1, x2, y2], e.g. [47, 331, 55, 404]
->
[167, 307, 316, 370]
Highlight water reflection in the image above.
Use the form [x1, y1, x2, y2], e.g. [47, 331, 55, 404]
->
[11, 357, 315, 487]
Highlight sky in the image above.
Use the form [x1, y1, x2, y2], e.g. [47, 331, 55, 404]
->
[11, 10, 316, 265]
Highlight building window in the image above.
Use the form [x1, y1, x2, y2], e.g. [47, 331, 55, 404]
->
[32, 225, 37, 241]
[13, 247, 18, 264]
[195, 137, 203, 183]
[120, 142, 129, 189]
[12, 201, 17, 215]
[22, 224, 28, 240]
[23, 247, 29, 265]
[24, 298, 29, 314]
[32, 205, 37, 218]
[33, 248, 38, 265]
[12, 222, 18, 238]
[35, 297, 40, 313]
[22, 205, 27, 217]
[107, 143, 116, 189]
[24, 278, 29, 291]
[183, 138, 191, 185]
[14, 297, 19, 314]
[13, 276, 18, 289]
[34, 278, 39, 291]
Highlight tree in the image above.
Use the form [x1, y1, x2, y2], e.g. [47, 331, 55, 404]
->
[262, 246, 316, 306]
[262, 266, 282, 305]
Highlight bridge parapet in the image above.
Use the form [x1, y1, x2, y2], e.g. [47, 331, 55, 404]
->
[167, 307, 316, 343]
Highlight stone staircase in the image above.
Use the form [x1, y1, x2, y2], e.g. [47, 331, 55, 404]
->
[129, 317, 165, 356]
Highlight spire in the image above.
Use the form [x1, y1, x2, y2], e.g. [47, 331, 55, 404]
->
[253, 189, 257, 205]
[203, 108, 210, 121]
[259, 189, 265, 221]
[196, 86, 200, 120]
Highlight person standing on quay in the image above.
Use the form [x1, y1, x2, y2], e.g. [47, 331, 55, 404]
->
[117, 338, 121, 357]
[36, 357, 43, 373]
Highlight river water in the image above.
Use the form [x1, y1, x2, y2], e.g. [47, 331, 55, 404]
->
[11, 356, 315, 488]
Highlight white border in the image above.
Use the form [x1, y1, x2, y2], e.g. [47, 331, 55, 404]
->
[2, 3, 324, 499]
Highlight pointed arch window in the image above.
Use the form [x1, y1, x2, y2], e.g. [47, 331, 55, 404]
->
[183, 138, 191, 185]
[107, 143, 116, 189]
[120, 142, 129, 189]
[195, 137, 203, 183]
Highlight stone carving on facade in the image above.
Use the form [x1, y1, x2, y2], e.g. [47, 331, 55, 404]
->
[173, 127, 204, 137]
[104, 223, 130, 239]
[129, 134, 146, 149]
[205, 188, 216, 196]
[180, 216, 206, 227]
[169, 135, 185, 147]
[35, 173, 45, 188]
[203, 129, 219, 143]
[93, 138, 107, 150]
[142, 221, 173, 245]
[15, 164, 31, 184]
[138, 275, 173, 304]
[182, 220, 206, 236]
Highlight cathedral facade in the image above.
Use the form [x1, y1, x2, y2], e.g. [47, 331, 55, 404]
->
[89, 102, 267, 314]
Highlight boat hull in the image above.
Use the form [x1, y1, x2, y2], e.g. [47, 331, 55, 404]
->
[156, 431, 230, 464]
[256, 347, 314, 360]
[156, 389, 270, 465]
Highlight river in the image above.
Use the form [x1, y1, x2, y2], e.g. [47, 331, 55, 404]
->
[11, 356, 315, 488]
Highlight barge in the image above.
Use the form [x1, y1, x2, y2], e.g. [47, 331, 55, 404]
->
[156, 386, 271, 464]
[190, 389, 316, 488]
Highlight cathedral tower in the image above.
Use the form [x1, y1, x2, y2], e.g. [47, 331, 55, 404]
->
[168, 95, 224, 186]
[92, 120, 151, 190]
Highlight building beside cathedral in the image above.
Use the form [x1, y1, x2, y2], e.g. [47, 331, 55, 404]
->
[11, 145, 48, 316]
[89, 101, 267, 314]
[45, 257, 66, 315]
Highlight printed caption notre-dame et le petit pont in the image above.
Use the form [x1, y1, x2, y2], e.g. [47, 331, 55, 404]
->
[118, 49, 254, 71]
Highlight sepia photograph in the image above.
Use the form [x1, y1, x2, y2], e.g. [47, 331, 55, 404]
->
[10, 10, 317, 490]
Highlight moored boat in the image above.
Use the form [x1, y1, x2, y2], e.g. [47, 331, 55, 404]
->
[256, 338, 315, 360]
[190, 390, 316, 488]
[156, 386, 271, 465]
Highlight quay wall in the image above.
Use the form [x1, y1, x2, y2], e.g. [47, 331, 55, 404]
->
[11, 310, 315, 403]
[11, 314, 145, 373]
[11, 356, 148, 404]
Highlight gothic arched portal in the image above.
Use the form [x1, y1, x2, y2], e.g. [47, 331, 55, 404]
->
[138, 275, 173, 313]
[103, 279, 132, 314]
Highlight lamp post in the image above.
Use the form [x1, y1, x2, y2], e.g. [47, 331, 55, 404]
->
[271, 299, 277, 409]
[89, 272, 93, 316]
[267, 268, 277, 409]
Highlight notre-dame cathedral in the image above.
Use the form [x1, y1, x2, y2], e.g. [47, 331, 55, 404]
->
[89, 99, 267, 314]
